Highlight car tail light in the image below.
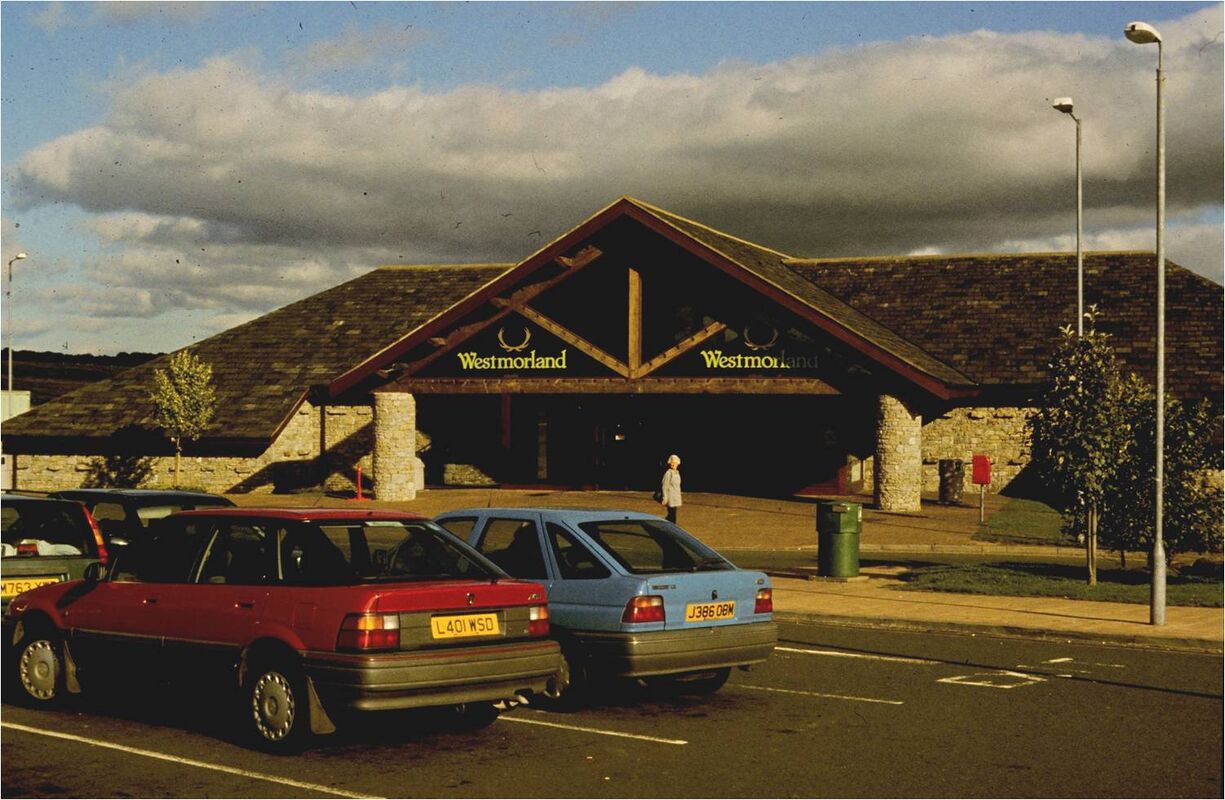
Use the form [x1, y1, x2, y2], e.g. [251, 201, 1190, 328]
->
[754, 588, 773, 614]
[622, 595, 665, 624]
[337, 613, 401, 651]
[16, 542, 38, 556]
[83, 507, 108, 566]
[528, 605, 549, 636]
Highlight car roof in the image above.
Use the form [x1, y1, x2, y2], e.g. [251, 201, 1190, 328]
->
[171, 507, 428, 522]
[51, 489, 228, 499]
[438, 507, 660, 522]
[1, 494, 84, 507]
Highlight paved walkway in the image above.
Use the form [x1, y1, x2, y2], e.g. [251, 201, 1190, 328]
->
[227, 487, 1224, 653]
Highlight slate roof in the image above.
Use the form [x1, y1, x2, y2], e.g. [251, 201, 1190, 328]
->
[3, 265, 510, 447]
[786, 252, 1223, 399]
[4, 198, 1221, 454]
[627, 199, 975, 389]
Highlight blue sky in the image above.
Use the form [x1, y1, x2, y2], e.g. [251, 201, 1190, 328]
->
[1, 1, 1221, 355]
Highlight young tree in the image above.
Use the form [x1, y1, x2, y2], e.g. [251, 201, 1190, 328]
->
[150, 350, 217, 489]
[1098, 389, 1223, 562]
[1028, 312, 1135, 585]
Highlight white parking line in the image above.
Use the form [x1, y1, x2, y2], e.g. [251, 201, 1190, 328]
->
[501, 713, 688, 745]
[0, 722, 379, 799]
[738, 683, 904, 705]
[776, 646, 937, 665]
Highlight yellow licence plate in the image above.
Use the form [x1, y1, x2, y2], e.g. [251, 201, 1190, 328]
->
[430, 613, 501, 639]
[2, 576, 61, 599]
[685, 600, 736, 623]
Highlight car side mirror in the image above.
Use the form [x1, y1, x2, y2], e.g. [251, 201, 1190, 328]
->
[84, 561, 108, 584]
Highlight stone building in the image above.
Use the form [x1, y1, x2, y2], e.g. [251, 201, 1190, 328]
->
[4, 197, 1222, 512]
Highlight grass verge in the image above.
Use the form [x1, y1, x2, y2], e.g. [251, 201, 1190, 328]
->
[974, 497, 1073, 546]
[895, 561, 1222, 607]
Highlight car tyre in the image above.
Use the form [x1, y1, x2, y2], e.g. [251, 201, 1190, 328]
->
[245, 657, 311, 754]
[12, 625, 66, 706]
[646, 667, 731, 696]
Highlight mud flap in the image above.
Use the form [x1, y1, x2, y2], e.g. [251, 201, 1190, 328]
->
[62, 639, 82, 694]
[305, 676, 336, 735]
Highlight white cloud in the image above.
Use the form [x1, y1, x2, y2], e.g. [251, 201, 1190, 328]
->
[30, 2, 68, 33]
[7, 6, 1223, 353]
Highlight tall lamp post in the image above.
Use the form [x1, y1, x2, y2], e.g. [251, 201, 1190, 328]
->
[5, 252, 28, 406]
[1124, 20, 1166, 626]
[1051, 98, 1084, 337]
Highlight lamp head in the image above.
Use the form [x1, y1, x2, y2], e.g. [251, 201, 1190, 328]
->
[1124, 21, 1162, 44]
[1052, 97, 1075, 114]
[12, 252, 26, 261]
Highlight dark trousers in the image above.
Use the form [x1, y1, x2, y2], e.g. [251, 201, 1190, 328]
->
[666, 505, 678, 524]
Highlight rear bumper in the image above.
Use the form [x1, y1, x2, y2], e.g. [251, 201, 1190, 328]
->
[304, 639, 561, 712]
[573, 620, 777, 678]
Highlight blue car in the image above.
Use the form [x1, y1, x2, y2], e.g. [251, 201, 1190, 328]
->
[434, 508, 776, 698]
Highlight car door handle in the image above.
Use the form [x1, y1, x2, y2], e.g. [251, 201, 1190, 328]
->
[236, 601, 255, 609]
[143, 597, 158, 605]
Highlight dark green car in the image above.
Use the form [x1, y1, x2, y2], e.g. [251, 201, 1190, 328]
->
[1, 495, 106, 612]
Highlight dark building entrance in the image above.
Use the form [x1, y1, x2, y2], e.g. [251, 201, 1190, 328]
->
[419, 393, 873, 497]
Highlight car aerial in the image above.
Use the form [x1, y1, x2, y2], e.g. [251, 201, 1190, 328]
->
[5, 507, 561, 752]
[2, 494, 107, 613]
[434, 508, 776, 700]
[49, 488, 235, 545]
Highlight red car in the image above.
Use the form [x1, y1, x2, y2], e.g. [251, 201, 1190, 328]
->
[5, 508, 561, 752]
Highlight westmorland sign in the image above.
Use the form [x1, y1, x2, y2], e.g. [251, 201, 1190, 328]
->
[456, 326, 569, 371]
[698, 350, 819, 370]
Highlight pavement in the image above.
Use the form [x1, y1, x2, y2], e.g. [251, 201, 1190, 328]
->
[227, 486, 1225, 654]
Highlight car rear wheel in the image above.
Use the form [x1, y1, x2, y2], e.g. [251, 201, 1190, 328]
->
[245, 658, 311, 753]
[646, 667, 731, 696]
[13, 627, 66, 706]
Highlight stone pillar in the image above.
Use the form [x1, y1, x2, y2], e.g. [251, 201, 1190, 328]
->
[373, 391, 416, 501]
[874, 393, 922, 512]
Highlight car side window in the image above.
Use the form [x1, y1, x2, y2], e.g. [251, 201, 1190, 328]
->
[89, 502, 126, 523]
[475, 518, 548, 580]
[116, 520, 210, 583]
[197, 523, 274, 585]
[546, 523, 610, 580]
[436, 517, 477, 541]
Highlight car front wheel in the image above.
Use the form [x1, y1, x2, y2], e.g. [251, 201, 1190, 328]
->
[13, 627, 66, 706]
[245, 658, 311, 753]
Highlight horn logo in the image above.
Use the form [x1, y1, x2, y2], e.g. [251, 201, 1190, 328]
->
[742, 325, 779, 351]
[497, 326, 532, 352]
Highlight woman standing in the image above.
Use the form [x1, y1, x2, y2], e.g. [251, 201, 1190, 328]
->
[660, 454, 682, 524]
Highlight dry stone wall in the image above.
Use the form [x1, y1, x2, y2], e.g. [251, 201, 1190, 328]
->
[921, 406, 1034, 493]
[13, 401, 374, 494]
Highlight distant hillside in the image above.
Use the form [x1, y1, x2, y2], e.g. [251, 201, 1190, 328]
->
[0, 349, 162, 406]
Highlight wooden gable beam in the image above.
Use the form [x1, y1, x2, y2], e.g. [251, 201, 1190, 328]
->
[397, 247, 605, 378]
[632, 320, 727, 379]
[518, 305, 630, 378]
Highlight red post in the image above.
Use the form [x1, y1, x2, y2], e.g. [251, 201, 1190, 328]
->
[354, 464, 365, 501]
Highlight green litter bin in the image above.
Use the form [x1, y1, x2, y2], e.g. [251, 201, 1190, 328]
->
[817, 500, 862, 577]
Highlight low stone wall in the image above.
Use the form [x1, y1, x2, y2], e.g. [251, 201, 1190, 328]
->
[12, 401, 376, 494]
[921, 406, 1034, 494]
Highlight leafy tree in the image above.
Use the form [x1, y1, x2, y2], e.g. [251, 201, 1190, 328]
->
[150, 350, 217, 489]
[1028, 312, 1134, 584]
[1096, 388, 1223, 563]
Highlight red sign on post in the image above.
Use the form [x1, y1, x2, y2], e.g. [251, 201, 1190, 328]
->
[972, 455, 992, 486]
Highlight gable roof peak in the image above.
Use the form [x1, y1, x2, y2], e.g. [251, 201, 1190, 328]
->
[622, 197, 796, 261]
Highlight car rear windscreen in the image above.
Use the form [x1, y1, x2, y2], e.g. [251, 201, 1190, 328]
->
[1, 502, 97, 558]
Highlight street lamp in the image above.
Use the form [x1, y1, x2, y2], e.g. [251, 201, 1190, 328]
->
[5, 252, 27, 403]
[1124, 19, 1166, 626]
[1051, 97, 1084, 337]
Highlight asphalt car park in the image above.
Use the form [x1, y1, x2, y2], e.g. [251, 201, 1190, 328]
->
[3, 620, 1220, 798]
